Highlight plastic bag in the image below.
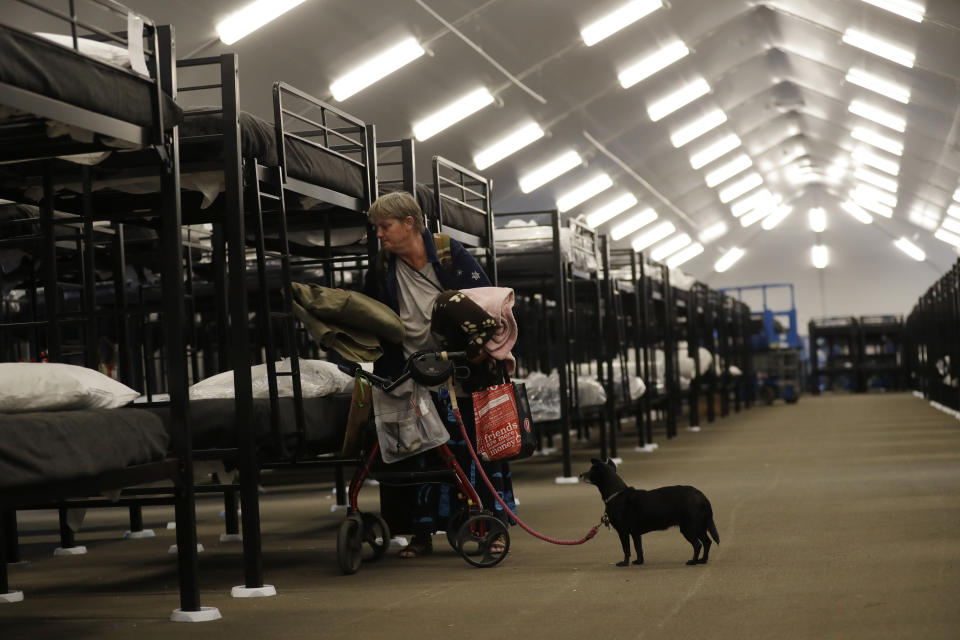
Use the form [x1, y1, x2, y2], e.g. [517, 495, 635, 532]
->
[373, 380, 448, 464]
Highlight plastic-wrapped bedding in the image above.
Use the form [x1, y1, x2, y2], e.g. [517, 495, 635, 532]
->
[0, 408, 169, 489]
[514, 369, 609, 423]
[0, 24, 182, 130]
[495, 226, 599, 273]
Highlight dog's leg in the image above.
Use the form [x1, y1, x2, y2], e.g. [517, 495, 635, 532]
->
[616, 530, 631, 567]
[631, 534, 644, 565]
[698, 529, 711, 564]
[680, 524, 702, 566]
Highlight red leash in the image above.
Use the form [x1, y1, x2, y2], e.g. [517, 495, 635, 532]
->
[448, 393, 601, 546]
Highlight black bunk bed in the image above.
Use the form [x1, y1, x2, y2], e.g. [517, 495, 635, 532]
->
[634, 252, 680, 442]
[809, 316, 861, 393]
[905, 259, 959, 411]
[161, 59, 377, 594]
[858, 315, 904, 391]
[599, 242, 650, 461]
[0, 0, 214, 620]
[493, 210, 603, 479]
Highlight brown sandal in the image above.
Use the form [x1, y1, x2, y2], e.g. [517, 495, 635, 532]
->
[398, 538, 433, 559]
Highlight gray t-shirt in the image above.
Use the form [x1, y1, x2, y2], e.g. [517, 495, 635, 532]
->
[396, 259, 442, 358]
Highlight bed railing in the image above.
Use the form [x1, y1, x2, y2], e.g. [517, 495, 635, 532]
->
[8, 0, 169, 142]
[273, 81, 376, 212]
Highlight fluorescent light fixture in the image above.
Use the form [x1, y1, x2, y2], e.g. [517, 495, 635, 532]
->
[714, 247, 744, 273]
[330, 37, 425, 101]
[809, 207, 827, 232]
[761, 205, 792, 231]
[953, 187, 960, 202]
[557, 174, 614, 213]
[698, 221, 728, 244]
[854, 167, 898, 194]
[941, 217, 960, 235]
[857, 199, 894, 218]
[611, 207, 658, 240]
[908, 210, 939, 231]
[216, 0, 307, 45]
[585, 193, 638, 228]
[851, 127, 903, 156]
[848, 100, 906, 133]
[670, 110, 727, 148]
[705, 154, 752, 188]
[842, 29, 915, 68]
[730, 188, 774, 218]
[852, 184, 898, 208]
[860, 0, 925, 23]
[845, 68, 911, 104]
[650, 233, 692, 262]
[947, 204, 960, 220]
[842, 200, 874, 224]
[935, 228, 960, 248]
[474, 122, 544, 170]
[719, 173, 763, 204]
[812, 244, 829, 269]
[413, 88, 495, 141]
[852, 148, 899, 176]
[740, 205, 774, 228]
[631, 221, 676, 252]
[518, 150, 582, 193]
[581, 0, 663, 46]
[667, 242, 705, 268]
[647, 78, 711, 122]
[690, 134, 741, 169]
[894, 237, 926, 261]
[619, 41, 690, 89]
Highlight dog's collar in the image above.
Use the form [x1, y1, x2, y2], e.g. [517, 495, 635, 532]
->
[604, 488, 627, 504]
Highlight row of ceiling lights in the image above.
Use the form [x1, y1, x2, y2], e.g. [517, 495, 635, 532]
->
[215, 0, 955, 273]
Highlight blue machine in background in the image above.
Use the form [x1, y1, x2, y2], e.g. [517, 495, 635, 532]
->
[718, 284, 802, 404]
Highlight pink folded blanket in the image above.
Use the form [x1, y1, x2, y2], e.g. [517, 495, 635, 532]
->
[461, 287, 518, 371]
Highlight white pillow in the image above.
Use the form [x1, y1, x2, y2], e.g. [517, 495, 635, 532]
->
[34, 32, 144, 75]
[189, 359, 354, 400]
[0, 362, 140, 413]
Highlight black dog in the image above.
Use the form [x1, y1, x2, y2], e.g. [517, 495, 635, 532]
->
[580, 458, 719, 567]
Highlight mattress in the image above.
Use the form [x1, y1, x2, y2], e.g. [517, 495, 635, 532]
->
[149, 395, 352, 460]
[0, 24, 181, 131]
[178, 109, 366, 199]
[0, 408, 169, 489]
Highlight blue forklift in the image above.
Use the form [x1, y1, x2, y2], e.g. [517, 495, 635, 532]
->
[719, 283, 802, 405]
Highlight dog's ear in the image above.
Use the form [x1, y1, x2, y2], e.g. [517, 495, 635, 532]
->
[606, 458, 617, 470]
[590, 458, 603, 466]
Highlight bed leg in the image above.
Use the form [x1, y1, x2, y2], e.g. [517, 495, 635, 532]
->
[0, 511, 22, 603]
[220, 490, 242, 542]
[3, 511, 19, 564]
[124, 505, 155, 539]
[53, 507, 86, 556]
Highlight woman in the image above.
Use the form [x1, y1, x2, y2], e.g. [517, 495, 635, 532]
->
[362, 190, 516, 558]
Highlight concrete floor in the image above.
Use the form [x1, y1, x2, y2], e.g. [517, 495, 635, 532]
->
[2, 392, 959, 639]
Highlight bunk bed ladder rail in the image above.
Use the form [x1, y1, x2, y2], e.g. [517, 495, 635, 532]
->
[247, 160, 308, 458]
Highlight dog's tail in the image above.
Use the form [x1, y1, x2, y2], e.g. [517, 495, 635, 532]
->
[707, 515, 720, 545]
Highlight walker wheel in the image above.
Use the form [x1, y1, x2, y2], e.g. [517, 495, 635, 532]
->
[456, 514, 509, 568]
[337, 516, 364, 575]
[361, 513, 390, 562]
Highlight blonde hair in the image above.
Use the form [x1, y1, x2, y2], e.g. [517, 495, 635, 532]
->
[368, 191, 425, 234]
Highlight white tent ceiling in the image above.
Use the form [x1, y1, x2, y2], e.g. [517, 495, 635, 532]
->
[9, 0, 960, 327]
